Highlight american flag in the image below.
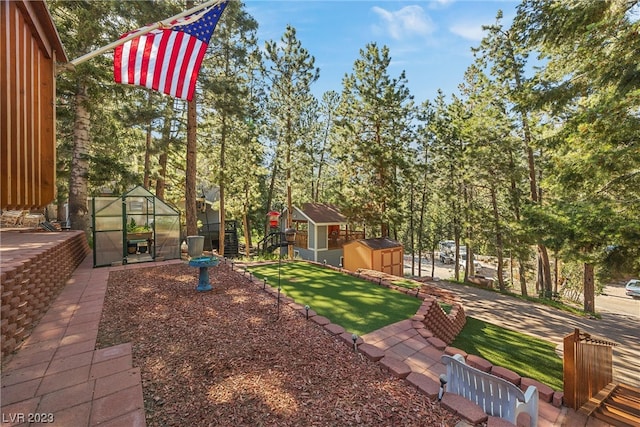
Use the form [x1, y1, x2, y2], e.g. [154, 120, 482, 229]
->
[114, 1, 228, 101]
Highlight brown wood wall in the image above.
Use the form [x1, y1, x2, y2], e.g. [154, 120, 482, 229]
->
[1, 1, 65, 210]
[563, 328, 615, 410]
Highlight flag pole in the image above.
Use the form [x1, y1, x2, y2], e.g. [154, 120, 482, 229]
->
[59, 0, 224, 72]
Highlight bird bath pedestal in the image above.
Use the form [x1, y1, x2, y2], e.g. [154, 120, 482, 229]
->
[188, 256, 219, 292]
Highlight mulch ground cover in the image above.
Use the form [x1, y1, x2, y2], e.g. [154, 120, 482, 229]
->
[97, 263, 459, 426]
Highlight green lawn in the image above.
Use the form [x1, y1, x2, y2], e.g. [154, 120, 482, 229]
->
[248, 262, 422, 336]
[248, 262, 563, 390]
[451, 317, 564, 390]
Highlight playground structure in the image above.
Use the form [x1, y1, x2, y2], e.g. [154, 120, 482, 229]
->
[258, 204, 364, 266]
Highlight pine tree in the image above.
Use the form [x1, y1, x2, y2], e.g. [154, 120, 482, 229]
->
[333, 43, 414, 236]
[264, 25, 319, 257]
[50, 0, 126, 232]
[514, 0, 640, 311]
[474, 10, 553, 295]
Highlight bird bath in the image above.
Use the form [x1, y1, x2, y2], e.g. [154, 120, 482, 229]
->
[188, 256, 219, 292]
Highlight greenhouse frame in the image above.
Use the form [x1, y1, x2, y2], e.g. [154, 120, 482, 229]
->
[91, 186, 181, 267]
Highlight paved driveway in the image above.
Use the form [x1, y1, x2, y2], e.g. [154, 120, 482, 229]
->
[429, 279, 640, 388]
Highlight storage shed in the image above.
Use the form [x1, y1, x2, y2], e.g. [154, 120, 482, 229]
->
[91, 186, 180, 267]
[343, 238, 404, 277]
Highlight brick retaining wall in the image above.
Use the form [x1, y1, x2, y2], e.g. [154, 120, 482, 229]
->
[1, 231, 90, 358]
[416, 296, 466, 344]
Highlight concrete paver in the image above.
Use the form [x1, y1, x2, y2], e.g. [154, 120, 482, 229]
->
[362, 319, 577, 426]
[0, 252, 181, 426]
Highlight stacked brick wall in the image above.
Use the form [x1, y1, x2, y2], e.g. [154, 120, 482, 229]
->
[416, 296, 466, 344]
[1, 231, 90, 358]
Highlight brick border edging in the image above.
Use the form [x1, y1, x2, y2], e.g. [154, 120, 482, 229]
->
[234, 259, 564, 407]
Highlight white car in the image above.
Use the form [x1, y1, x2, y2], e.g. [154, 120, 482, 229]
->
[625, 279, 640, 299]
[459, 255, 482, 271]
[440, 252, 455, 264]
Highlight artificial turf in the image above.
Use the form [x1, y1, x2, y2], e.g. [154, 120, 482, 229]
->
[248, 261, 563, 390]
[248, 261, 422, 336]
[451, 317, 564, 390]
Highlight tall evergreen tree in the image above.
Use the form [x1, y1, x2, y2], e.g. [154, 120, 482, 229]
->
[197, 0, 260, 255]
[514, 0, 640, 311]
[50, 0, 127, 232]
[311, 91, 340, 202]
[264, 25, 319, 257]
[333, 43, 414, 236]
[428, 92, 467, 281]
[459, 64, 525, 291]
[474, 11, 553, 295]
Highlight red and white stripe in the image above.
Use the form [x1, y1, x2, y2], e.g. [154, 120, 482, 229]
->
[114, 27, 207, 101]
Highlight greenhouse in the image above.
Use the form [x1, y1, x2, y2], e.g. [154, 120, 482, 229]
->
[91, 186, 181, 267]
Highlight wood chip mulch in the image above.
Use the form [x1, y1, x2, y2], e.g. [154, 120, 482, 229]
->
[97, 263, 460, 427]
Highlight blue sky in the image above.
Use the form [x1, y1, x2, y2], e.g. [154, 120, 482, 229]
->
[246, 0, 520, 103]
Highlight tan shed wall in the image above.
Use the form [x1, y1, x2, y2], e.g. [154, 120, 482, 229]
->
[343, 241, 371, 272]
[344, 242, 404, 277]
[1, 0, 59, 209]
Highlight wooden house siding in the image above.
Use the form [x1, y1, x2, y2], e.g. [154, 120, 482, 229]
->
[1, 0, 66, 209]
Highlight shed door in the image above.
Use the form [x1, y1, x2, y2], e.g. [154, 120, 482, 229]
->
[380, 248, 402, 276]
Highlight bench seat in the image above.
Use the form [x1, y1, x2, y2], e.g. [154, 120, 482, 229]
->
[441, 354, 538, 426]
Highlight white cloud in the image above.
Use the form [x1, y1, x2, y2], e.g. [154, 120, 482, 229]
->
[372, 5, 436, 40]
[449, 23, 486, 41]
[430, 0, 456, 9]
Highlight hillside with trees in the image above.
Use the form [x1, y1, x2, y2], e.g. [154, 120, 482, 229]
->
[49, 0, 639, 313]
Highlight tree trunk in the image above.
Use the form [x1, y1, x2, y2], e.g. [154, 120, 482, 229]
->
[461, 186, 471, 282]
[538, 244, 553, 296]
[431, 244, 436, 279]
[490, 182, 505, 291]
[155, 107, 172, 200]
[519, 262, 528, 296]
[418, 166, 429, 277]
[583, 263, 595, 313]
[219, 114, 226, 257]
[184, 0, 198, 239]
[314, 118, 330, 202]
[143, 123, 151, 189]
[56, 196, 66, 222]
[409, 182, 415, 276]
[185, 99, 198, 237]
[554, 256, 559, 295]
[68, 83, 90, 234]
[507, 149, 526, 296]
[417, 180, 426, 277]
[286, 141, 293, 259]
[156, 152, 167, 200]
[454, 235, 461, 282]
[243, 183, 252, 257]
[504, 32, 553, 295]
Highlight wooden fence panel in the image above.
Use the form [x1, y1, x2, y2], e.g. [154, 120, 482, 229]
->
[564, 328, 615, 410]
